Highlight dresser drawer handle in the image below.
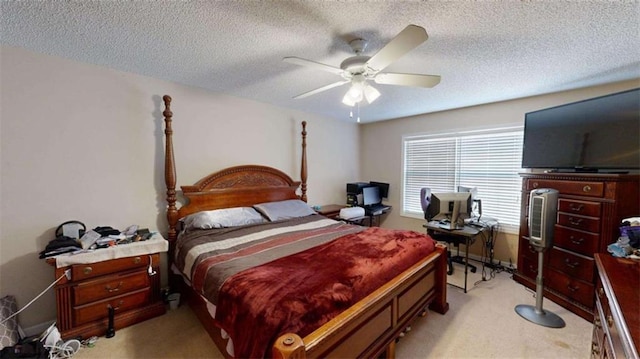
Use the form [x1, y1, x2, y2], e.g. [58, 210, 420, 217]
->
[532, 182, 539, 188]
[570, 236, 585, 245]
[564, 259, 579, 269]
[83, 267, 93, 275]
[108, 301, 124, 311]
[568, 217, 584, 226]
[583, 185, 591, 193]
[607, 315, 613, 328]
[598, 287, 604, 297]
[105, 281, 123, 293]
[568, 203, 584, 212]
[133, 257, 142, 264]
[567, 284, 579, 292]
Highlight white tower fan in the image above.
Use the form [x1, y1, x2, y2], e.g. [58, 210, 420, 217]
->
[515, 188, 565, 328]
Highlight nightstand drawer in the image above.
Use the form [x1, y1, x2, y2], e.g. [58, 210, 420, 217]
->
[74, 288, 150, 326]
[73, 270, 150, 306]
[71, 255, 150, 281]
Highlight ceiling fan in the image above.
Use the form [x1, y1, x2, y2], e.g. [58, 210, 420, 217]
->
[283, 24, 441, 107]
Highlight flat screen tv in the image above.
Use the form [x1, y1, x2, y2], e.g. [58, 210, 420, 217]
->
[522, 88, 640, 172]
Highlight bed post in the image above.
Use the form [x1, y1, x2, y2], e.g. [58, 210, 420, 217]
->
[163, 95, 178, 248]
[300, 121, 308, 203]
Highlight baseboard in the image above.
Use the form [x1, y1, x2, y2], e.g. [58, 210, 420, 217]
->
[21, 320, 55, 338]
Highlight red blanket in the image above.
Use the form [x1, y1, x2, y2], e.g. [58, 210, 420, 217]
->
[216, 226, 436, 358]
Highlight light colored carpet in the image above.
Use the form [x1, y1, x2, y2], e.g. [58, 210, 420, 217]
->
[72, 271, 592, 359]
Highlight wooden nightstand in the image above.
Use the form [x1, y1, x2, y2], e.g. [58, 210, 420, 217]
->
[47, 234, 168, 339]
[317, 204, 347, 219]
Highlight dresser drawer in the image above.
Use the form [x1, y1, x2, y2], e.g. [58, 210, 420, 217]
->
[557, 213, 600, 233]
[71, 255, 151, 281]
[520, 255, 545, 280]
[546, 267, 594, 308]
[74, 288, 150, 326]
[558, 199, 601, 217]
[527, 179, 604, 198]
[519, 237, 538, 262]
[554, 226, 599, 256]
[548, 247, 595, 283]
[73, 270, 150, 306]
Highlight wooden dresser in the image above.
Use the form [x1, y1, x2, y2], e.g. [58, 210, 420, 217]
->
[49, 253, 166, 339]
[592, 254, 639, 358]
[514, 173, 639, 321]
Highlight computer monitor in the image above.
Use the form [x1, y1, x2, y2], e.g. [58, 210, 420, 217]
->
[369, 181, 389, 198]
[362, 186, 381, 206]
[428, 192, 471, 230]
[457, 185, 481, 218]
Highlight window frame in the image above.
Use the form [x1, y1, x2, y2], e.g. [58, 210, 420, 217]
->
[401, 125, 524, 234]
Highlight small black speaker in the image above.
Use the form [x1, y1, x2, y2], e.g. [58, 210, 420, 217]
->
[528, 188, 559, 249]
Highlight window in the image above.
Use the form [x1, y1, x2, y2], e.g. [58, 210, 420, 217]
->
[402, 127, 524, 231]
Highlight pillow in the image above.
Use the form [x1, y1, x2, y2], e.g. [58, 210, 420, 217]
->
[0, 295, 19, 350]
[253, 199, 316, 221]
[182, 207, 266, 230]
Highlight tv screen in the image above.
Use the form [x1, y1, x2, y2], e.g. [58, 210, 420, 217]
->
[522, 88, 640, 171]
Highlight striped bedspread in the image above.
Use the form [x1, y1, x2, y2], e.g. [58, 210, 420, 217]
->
[174, 214, 437, 358]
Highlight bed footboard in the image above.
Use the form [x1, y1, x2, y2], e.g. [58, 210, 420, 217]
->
[273, 244, 448, 359]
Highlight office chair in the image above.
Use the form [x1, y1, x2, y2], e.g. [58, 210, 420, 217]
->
[420, 187, 477, 275]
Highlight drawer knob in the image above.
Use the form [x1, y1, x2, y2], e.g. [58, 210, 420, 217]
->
[532, 182, 539, 188]
[567, 285, 578, 293]
[570, 236, 585, 245]
[105, 281, 123, 293]
[598, 287, 604, 297]
[564, 259, 579, 269]
[607, 315, 613, 328]
[569, 203, 584, 212]
[133, 257, 142, 264]
[583, 185, 591, 193]
[108, 301, 124, 311]
[568, 217, 584, 227]
[83, 267, 93, 275]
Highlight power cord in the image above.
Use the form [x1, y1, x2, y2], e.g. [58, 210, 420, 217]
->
[46, 339, 80, 359]
[1, 269, 70, 325]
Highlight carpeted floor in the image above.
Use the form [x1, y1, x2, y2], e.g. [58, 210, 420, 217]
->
[72, 268, 592, 359]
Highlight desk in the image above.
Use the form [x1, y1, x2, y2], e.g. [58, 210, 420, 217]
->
[344, 206, 391, 227]
[423, 220, 495, 293]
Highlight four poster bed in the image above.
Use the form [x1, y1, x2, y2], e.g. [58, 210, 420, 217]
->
[162, 95, 449, 359]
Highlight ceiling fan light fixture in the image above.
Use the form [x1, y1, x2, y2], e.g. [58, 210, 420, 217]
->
[363, 84, 380, 104]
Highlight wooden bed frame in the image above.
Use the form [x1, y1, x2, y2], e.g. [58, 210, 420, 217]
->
[162, 95, 449, 359]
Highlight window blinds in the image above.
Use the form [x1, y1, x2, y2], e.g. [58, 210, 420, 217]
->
[403, 127, 524, 228]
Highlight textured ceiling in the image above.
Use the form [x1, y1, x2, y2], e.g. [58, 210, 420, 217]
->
[1, 1, 639, 123]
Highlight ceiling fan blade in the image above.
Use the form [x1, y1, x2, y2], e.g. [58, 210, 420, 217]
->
[374, 73, 441, 88]
[283, 56, 344, 75]
[292, 80, 350, 99]
[365, 24, 428, 73]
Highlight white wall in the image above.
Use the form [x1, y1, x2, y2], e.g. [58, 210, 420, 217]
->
[0, 45, 359, 329]
[360, 79, 640, 264]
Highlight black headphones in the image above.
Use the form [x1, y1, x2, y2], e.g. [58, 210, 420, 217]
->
[55, 220, 86, 239]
